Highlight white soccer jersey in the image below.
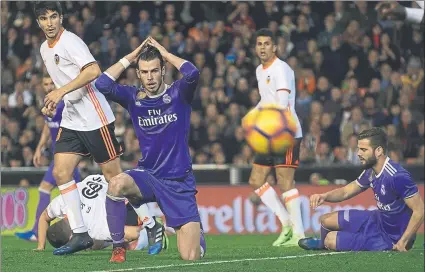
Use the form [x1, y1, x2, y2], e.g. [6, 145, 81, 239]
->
[47, 175, 111, 241]
[40, 28, 115, 131]
[256, 56, 302, 138]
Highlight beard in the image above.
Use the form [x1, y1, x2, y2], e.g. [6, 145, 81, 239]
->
[361, 156, 377, 170]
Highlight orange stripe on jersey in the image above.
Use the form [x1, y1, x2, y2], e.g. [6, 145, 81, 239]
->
[60, 183, 77, 194]
[101, 126, 116, 158]
[255, 182, 271, 197]
[86, 84, 108, 126]
[277, 88, 291, 93]
[99, 126, 114, 159]
[48, 27, 65, 48]
[262, 56, 277, 70]
[285, 193, 299, 204]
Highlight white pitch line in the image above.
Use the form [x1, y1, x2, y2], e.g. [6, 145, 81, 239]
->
[90, 251, 348, 272]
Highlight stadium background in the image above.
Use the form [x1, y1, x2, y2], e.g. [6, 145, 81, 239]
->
[1, 1, 424, 236]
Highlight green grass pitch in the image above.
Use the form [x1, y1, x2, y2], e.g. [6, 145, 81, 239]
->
[2, 234, 424, 272]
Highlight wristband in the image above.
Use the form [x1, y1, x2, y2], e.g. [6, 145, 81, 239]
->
[119, 58, 131, 69]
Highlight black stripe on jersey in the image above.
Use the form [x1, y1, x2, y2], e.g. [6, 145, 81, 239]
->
[81, 61, 97, 71]
[277, 88, 291, 93]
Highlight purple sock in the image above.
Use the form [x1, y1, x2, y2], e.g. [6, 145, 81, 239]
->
[32, 190, 51, 234]
[320, 225, 330, 249]
[106, 196, 127, 247]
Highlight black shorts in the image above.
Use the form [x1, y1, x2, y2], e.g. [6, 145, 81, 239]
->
[253, 138, 302, 168]
[54, 122, 123, 164]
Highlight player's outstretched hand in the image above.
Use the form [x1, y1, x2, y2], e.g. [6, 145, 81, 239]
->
[33, 247, 44, 252]
[376, 2, 406, 21]
[310, 194, 326, 209]
[44, 89, 64, 111]
[41, 106, 54, 118]
[146, 37, 169, 60]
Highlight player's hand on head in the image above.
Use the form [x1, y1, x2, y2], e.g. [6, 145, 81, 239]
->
[146, 36, 169, 59]
[130, 37, 151, 63]
[376, 2, 406, 21]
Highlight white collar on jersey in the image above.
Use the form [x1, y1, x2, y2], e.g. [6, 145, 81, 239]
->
[145, 83, 170, 98]
[375, 157, 390, 178]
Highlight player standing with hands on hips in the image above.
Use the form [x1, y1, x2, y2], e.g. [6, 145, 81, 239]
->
[34, 1, 123, 255]
[94, 36, 206, 263]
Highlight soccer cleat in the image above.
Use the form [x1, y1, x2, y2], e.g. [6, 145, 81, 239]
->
[280, 234, 307, 247]
[110, 247, 126, 263]
[53, 232, 93, 255]
[298, 237, 322, 250]
[272, 226, 293, 246]
[15, 231, 37, 242]
[146, 217, 165, 255]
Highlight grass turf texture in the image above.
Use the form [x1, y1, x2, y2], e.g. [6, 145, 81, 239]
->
[2, 234, 424, 272]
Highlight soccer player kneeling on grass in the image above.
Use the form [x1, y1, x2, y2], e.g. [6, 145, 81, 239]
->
[94, 36, 206, 262]
[299, 127, 424, 252]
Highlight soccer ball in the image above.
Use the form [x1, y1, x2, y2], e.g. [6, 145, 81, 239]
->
[242, 104, 297, 155]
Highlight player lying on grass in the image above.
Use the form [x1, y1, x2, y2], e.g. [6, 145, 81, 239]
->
[94, 36, 206, 262]
[34, 174, 168, 252]
[299, 127, 424, 252]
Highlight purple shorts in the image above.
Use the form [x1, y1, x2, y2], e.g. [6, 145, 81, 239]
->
[43, 161, 81, 185]
[125, 168, 201, 228]
[336, 209, 393, 251]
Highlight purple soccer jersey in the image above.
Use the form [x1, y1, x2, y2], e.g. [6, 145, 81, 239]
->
[356, 157, 419, 243]
[44, 100, 64, 151]
[95, 61, 199, 179]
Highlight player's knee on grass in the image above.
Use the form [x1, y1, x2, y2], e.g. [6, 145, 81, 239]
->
[179, 247, 201, 261]
[176, 222, 202, 261]
[324, 231, 337, 250]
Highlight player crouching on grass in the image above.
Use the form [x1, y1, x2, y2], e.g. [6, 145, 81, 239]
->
[299, 127, 424, 252]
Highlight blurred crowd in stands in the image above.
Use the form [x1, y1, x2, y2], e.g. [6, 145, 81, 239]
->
[1, 1, 424, 170]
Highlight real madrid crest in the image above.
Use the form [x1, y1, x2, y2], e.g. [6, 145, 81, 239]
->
[54, 54, 60, 65]
[163, 94, 171, 104]
[266, 75, 271, 84]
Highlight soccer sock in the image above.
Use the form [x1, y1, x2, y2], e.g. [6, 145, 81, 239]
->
[255, 182, 290, 227]
[130, 202, 155, 229]
[320, 225, 330, 249]
[32, 189, 51, 234]
[106, 194, 127, 247]
[282, 188, 305, 237]
[58, 180, 87, 233]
